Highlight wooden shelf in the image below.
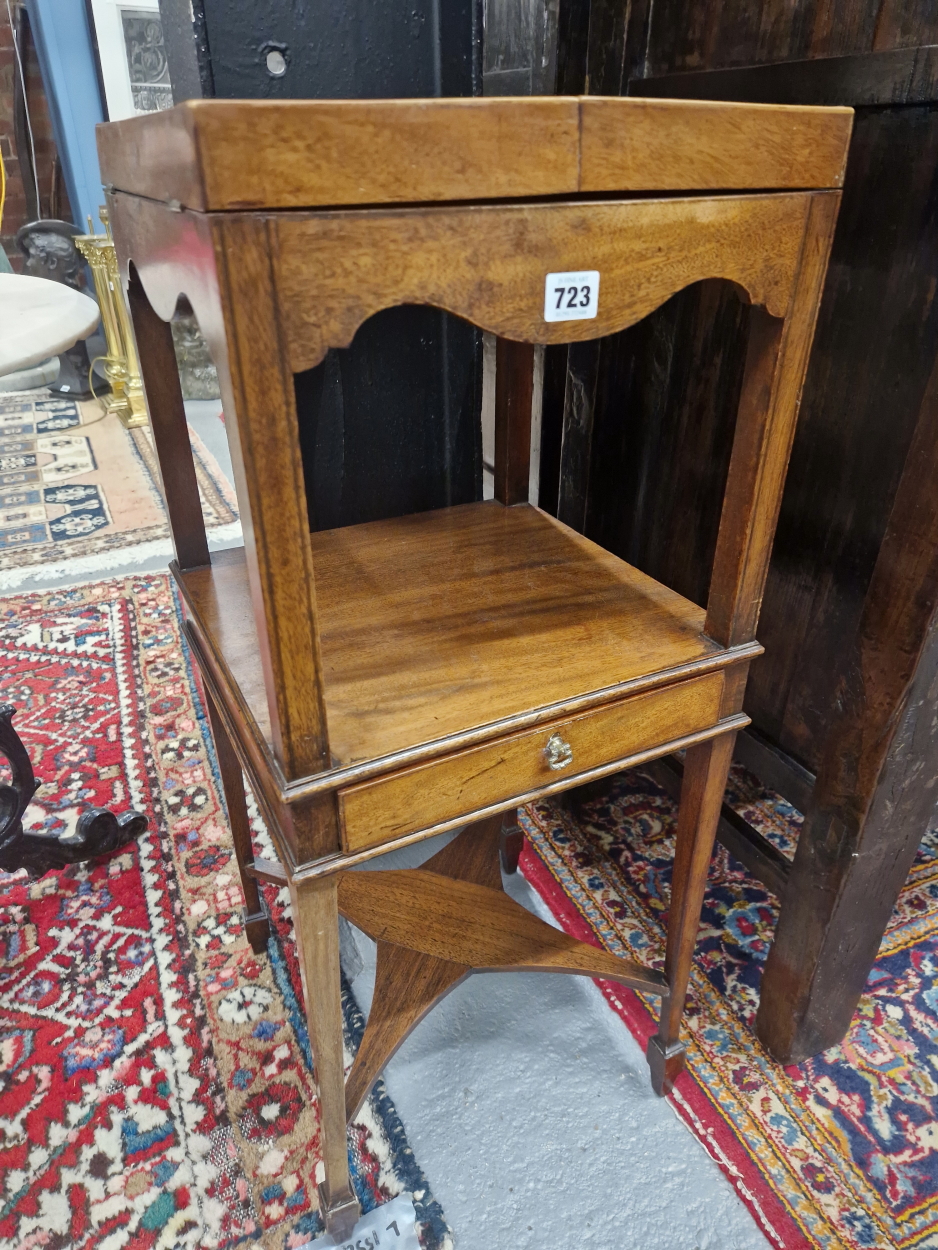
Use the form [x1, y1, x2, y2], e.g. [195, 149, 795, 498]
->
[177, 501, 724, 772]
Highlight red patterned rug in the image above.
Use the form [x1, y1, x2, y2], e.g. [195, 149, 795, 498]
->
[0, 574, 450, 1250]
[520, 768, 938, 1249]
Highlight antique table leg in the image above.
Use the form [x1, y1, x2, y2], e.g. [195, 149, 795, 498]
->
[291, 873, 361, 1240]
[0, 704, 147, 877]
[647, 731, 736, 1095]
[204, 690, 270, 954]
[499, 811, 524, 875]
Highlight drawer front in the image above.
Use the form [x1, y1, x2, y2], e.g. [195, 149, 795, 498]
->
[339, 671, 724, 853]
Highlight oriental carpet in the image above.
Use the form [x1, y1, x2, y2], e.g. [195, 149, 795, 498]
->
[0, 394, 240, 589]
[520, 768, 938, 1249]
[0, 574, 449, 1250]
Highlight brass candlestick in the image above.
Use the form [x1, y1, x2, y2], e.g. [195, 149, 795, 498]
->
[75, 207, 148, 429]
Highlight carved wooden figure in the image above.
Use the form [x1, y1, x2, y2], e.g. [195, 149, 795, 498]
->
[98, 97, 850, 1237]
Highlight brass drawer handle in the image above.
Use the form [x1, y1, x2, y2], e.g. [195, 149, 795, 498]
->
[544, 732, 573, 771]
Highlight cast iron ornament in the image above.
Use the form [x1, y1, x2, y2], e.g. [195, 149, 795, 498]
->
[0, 703, 147, 878]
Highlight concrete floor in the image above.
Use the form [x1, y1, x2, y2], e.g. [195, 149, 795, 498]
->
[349, 835, 768, 1250]
[14, 396, 768, 1248]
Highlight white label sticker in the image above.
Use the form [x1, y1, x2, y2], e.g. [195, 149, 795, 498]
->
[544, 270, 600, 322]
[305, 1192, 421, 1250]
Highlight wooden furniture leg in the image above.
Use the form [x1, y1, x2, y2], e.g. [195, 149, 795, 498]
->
[291, 874, 361, 1240]
[647, 731, 736, 1094]
[499, 811, 524, 875]
[203, 689, 270, 955]
[126, 266, 210, 572]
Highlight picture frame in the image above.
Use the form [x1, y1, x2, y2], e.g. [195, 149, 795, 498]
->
[85, 0, 172, 121]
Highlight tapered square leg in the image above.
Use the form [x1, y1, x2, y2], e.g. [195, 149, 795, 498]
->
[291, 874, 360, 1235]
[499, 811, 524, 875]
[204, 689, 270, 954]
[648, 732, 736, 1095]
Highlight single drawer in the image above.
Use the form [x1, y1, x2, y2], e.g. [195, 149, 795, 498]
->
[339, 671, 724, 853]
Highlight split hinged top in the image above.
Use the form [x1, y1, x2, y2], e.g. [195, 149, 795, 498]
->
[98, 95, 853, 211]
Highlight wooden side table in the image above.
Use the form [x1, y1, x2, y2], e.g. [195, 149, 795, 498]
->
[98, 96, 850, 1237]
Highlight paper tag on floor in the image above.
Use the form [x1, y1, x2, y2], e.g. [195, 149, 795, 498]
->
[305, 1192, 421, 1250]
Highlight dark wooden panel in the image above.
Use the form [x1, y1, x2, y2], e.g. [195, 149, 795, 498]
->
[758, 344, 938, 1058]
[641, 0, 882, 77]
[580, 103, 938, 775]
[295, 307, 482, 532]
[556, 341, 601, 530]
[584, 279, 749, 612]
[873, 2, 938, 55]
[635, 44, 938, 106]
[735, 726, 815, 815]
[635, 0, 938, 79]
[584, 0, 654, 93]
[746, 105, 938, 768]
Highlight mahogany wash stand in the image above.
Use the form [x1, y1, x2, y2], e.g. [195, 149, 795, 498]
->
[98, 97, 851, 1236]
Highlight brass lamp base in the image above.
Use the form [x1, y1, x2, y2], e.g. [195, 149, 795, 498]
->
[76, 208, 149, 431]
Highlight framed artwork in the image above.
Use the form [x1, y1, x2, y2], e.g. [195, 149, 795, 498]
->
[86, 0, 172, 121]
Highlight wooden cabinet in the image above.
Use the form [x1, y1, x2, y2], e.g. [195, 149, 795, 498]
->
[100, 95, 847, 1235]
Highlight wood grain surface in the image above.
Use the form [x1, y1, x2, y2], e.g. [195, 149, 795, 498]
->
[339, 672, 723, 850]
[308, 501, 721, 762]
[494, 337, 535, 506]
[176, 503, 721, 762]
[290, 874, 359, 1224]
[274, 194, 814, 370]
[579, 96, 851, 191]
[97, 96, 851, 213]
[338, 869, 667, 989]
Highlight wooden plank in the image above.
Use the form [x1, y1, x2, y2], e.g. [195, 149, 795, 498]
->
[734, 726, 815, 815]
[580, 97, 852, 190]
[633, 45, 938, 107]
[556, 341, 601, 531]
[97, 96, 853, 212]
[339, 673, 724, 850]
[757, 338, 938, 1061]
[873, 6, 938, 55]
[97, 98, 580, 209]
[337, 869, 668, 991]
[706, 193, 841, 647]
[746, 106, 938, 769]
[644, 755, 792, 897]
[494, 338, 535, 505]
[275, 194, 812, 371]
[639, 0, 883, 76]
